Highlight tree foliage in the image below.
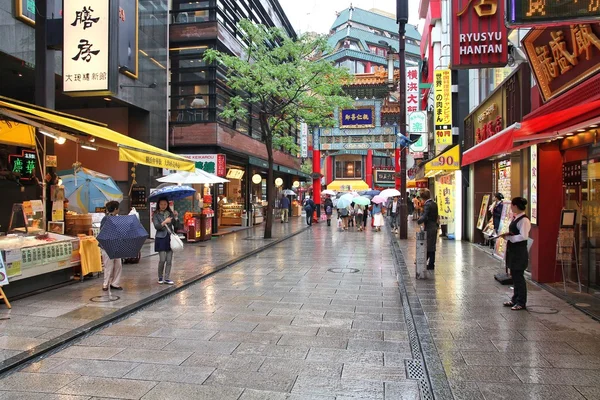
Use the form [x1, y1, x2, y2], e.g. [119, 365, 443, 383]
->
[204, 19, 353, 238]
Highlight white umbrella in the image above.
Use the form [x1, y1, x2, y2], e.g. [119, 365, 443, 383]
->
[157, 168, 229, 185]
[380, 188, 401, 198]
[282, 189, 296, 196]
[321, 189, 336, 196]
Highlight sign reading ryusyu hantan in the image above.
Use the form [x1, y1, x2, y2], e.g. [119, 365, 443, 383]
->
[339, 107, 375, 128]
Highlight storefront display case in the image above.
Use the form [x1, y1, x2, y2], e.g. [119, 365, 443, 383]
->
[8, 202, 45, 235]
[253, 203, 264, 225]
[221, 204, 243, 226]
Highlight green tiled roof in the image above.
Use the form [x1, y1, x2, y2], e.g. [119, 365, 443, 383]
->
[326, 27, 420, 56]
[322, 49, 420, 69]
[330, 7, 421, 40]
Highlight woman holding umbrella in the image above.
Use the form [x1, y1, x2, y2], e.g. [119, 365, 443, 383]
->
[153, 197, 180, 285]
[100, 201, 123, 291]
[323, 195, 334, 226]
[371, 196, 386, 232]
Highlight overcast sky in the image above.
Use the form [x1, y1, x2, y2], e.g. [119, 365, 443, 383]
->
[277, 0, 422, 35]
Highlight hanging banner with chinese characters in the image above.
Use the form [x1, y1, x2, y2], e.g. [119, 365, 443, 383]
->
[530, 145, 538, 224]
[63, 0, 112, 94]
[408, 111, 428, 153]
[300, 122, 308, 158]
[523, 23, 600, 102]
[405, 66, 420, 115]
[339, 107, 375, 128]
[434, 69, 452, 149]
[436, 183, 454, 221]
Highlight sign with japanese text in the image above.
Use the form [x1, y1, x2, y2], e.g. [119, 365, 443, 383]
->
[63, 0, 110, 93]
[409, 111, 429, 153]
[300, 122, 308, 158]
[405, 67, 420, 115]
[9, 150, 36, 180]
[434, 70, 453, 149]
[426, 145, 460, 171]
[530, 145, 538, 224]
[118, 0, 138, 78]
[477, 194, 491, 230]
[474, 89, 505, 144]
[340, 107, 375, 128]
[451, 0, 508, 69]
[163, 154, 227, 177]
[375, 170, 395, 184]
[120, 148, 193, 171]
[15, 0, 62, 26]
[437, 183, 454, 221]
[523, 23, 600, 102]
[507, 0, 600, 27]
[130, 186, 147, 210]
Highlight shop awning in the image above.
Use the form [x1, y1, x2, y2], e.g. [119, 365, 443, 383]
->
[0, 98, 195, 171]
[327, 179, 369, 191]
[461, 124, 518, 167]
[0, 121, 35, 147]
[407, 179, 428, 188]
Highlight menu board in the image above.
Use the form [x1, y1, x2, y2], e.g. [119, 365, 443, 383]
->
[21, 241, 73, 268]
[131, 186, 148, 210]
[477, 194, 490, 230]
[497, 160, 511, 200]
[493, 201, 512, 260]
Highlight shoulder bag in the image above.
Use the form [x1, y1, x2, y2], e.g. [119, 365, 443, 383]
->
[166, 224, 184, 252]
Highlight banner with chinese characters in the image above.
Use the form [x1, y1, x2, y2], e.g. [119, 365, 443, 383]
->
[300, 122, 308, 158]
[523, 24, 600, 102]
[530, 145, 538, 224]
[119, 148, 195, 172]
[63, 0, 111, 94]
[340, 107, 375, 128]
[406, 67, 420, 115]
[9, 149, 36, 180]
[408, 111, 428, 153]
[436, 183, 454, 221]
[434, 69, 452, 149]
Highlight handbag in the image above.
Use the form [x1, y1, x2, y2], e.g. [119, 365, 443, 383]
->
[166, 225, 184, 252]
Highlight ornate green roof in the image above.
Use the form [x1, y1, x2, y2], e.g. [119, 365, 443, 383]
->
[330, 7, 421, 40]
[326, 27, 420, 57]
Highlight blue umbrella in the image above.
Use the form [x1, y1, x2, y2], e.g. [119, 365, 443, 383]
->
[97, 215, 149, 259]
[363, 190, 381, 197]
[337, 198, 352, 208]
[58, 168, 123, 214]
[148, 185, 196, 202]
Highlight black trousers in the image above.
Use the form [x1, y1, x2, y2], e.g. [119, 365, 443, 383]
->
[390, 213, 397, 228]
[510, 269, 527, 306]
[306, 210, 313, 225]
[427, 251, 435, 270]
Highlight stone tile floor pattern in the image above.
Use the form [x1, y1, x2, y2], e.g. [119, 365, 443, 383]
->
[0, 218, 598, 399]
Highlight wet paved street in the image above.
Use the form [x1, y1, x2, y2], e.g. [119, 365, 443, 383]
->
[0, 218, 599, 399]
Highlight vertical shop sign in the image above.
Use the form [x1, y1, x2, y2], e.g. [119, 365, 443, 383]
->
[530, 145, 538, 224]
[434, 69, 452, 150]
[216, 154, 227, 177]
[300, 122, 308, 158]
[408, 111, 428, 153]
[63, 0, 111, 93]
[451, 0, 508, 69]
[118, 0, 138, 78]
[405, 66, 420, 115]
[437, 183, 454, 221]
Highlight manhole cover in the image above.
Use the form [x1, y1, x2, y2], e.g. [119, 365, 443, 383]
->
[327, 268, 360, 273]
[526, 305, 559, 314]
[575, 303, 591, 308]
[90, 295, 120, 302]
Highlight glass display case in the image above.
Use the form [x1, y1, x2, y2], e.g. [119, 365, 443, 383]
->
[8, 202, 45, 235]
[253, 203, 264, 224]
[221, 203, 243, 226]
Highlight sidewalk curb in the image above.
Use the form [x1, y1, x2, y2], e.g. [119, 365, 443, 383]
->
[0, 225, 311, 376]
[388, 227, 454, 400]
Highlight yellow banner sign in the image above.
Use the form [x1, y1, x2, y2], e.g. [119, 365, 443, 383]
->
[434, 69, 452, 149]
[437, 183, 454, 221]
[425, 145, 460, 171]
[119, 147, 195, 171]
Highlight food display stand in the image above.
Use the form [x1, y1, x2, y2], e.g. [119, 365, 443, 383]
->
[221, 203, 243, 226]
[185, 212, 203, 242]
[199, 210, 214, 241]
[253, 203, 264, 225]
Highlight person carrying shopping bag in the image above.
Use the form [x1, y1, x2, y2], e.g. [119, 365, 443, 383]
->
[152, 197, 180, 285]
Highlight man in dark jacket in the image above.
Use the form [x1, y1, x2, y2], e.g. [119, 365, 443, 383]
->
[279, 194, 291, 223]
[417, 188, 438, 278]
[303, 196, 315, 226]
[387, 196, 401, 233]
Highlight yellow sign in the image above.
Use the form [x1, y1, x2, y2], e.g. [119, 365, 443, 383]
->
[425, 146, 460, 171]
[437, 184, 454, 221]
[434, 69, 453, 149]
[119, 147, 195, 171]
[457, 0, 498, 17]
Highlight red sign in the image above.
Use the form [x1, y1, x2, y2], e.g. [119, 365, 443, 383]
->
[451, 0, 508, 69]
[216, 154, 227, 177]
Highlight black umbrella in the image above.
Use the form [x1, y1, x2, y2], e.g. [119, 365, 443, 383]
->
[97, 215, 149, 259]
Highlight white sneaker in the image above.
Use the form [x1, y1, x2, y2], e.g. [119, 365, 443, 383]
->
[158, 279, 164, 284]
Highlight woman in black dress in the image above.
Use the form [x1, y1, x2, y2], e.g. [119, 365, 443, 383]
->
[152, 197, 179, 285]
[500, 197, 531, 311]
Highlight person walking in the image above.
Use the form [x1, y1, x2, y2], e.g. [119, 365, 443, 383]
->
[388, 196, 400, 233]
[372, 202, 384, 232]
[363, 201, 369, 227]
[323, 195, 334, 226]
[152, 197, 179, 285]
[412, 195, 422, 220]
[100, 201, 123, 291]
[417, 189, 439, 278]
[500, 197, 531, 311]
[303, 196, 315, 226]
[279, 194, 290, 223]
[338, 205, 350, 231]
[354, 203, 365, 231]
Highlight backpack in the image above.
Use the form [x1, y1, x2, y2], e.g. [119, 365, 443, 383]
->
[339, 208, 349, 217]
[356, 207, 364, 215]
[326, 206, 332, 214]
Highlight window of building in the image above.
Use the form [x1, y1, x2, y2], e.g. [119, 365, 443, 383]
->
[335, 160, 362, 179]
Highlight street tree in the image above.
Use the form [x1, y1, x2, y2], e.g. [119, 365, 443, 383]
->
[204, 19, 353, 238]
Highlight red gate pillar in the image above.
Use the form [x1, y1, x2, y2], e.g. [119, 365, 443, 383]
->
[394, 148, 401, 190]
[312, 149, 321, 223]
[366, 149, 373, 188]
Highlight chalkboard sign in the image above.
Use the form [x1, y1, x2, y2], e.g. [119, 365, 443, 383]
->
[131, 186, 147, 210]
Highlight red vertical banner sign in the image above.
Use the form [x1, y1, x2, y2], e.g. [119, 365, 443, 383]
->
[451, 0, 508, 69]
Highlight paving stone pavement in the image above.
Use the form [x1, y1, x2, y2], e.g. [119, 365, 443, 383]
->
[0, 219, 420, 399]
[1, 217, 599, 399]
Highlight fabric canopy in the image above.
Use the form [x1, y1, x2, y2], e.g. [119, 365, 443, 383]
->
[0, 121, 35, 147]
[0, 99, 195, 172]
[327, 179, 370, 191]
[461, 124, 518, 167]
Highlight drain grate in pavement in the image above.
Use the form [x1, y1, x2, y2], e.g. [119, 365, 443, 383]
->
[90, 296, 120, 302]
[406, 360, 434, 400]
[327, 268, 360, 274]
